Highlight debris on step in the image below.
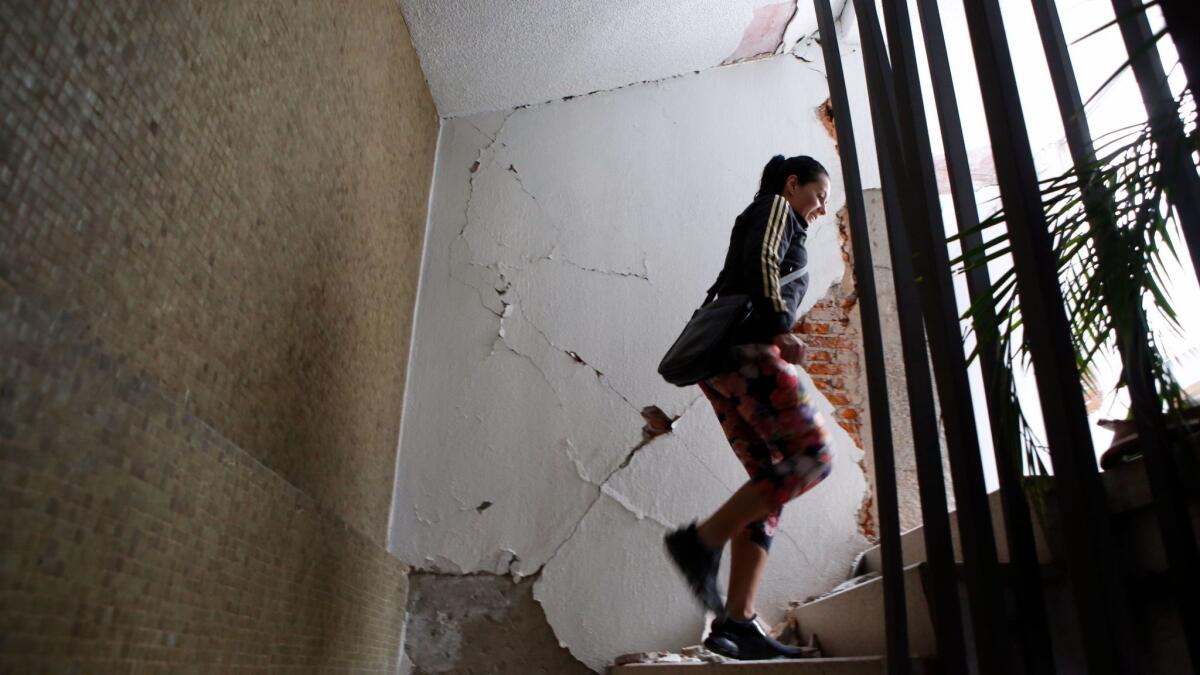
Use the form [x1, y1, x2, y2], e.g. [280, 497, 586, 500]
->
[775, 613, 804, 647]
[612, 647, 728, 666]
[807, 633, 823, 658]
[773, 618, 825, 659]
[614, 618, 822, 667]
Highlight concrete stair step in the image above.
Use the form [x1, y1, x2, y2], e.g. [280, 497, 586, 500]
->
[860, 444, 1200, 577]
[611, 656, 931, 674]
[860, 486, 1059, 575]
[787, 562, 936, 659]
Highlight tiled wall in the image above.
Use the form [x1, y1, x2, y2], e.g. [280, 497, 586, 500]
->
[1, 0, 438, 542]
[1, 286, 410, 671]
[1, 0, 439, 669]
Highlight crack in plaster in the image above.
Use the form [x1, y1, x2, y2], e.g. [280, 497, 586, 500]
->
[505, 163, 540, 204]
[601, 486, 674, 530]
[662, 394, 742, 492]
[462, 117, 497, 145]
[439, 118, 692, 582]
[452, 116, 647, 419]
[439, 0, 857, 123]
[515, 313, 641, 415]
[789, 34, 827, 76]
[445, 68, 706, 121]
[448, 115, 516, 317]
[531, 398, 708, 579]
[487, 331, 560, 399]
[531, 488, 603, 579]
[554, 254, 651, 282]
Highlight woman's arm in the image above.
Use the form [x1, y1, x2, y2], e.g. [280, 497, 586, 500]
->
[739, 194, 795, 336]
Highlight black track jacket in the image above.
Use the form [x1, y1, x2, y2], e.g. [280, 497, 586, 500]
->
[711, 193, 810, 344]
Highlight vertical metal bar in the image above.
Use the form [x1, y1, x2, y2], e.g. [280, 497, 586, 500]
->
[812, 2, 910, 672]
[848, 1, 969, 672]
[874, 1, 1012, 671]
[1093, 1, 1200, 667]
[1156, 0, 1200, 106]
[959, 1, 1140, 673]
[913, 0, 1057, 671]
[1110, 0, 1200, 288]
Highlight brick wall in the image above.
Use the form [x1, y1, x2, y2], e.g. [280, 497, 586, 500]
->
[1, 0, 438, 669]
[797, 209, 864, 449]
[796, 207, 873, 536]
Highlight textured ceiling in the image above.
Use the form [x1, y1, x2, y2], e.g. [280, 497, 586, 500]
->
[398, 0, 828, 118]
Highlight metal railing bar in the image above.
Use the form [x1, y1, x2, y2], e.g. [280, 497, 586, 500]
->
[848, 1, 969, 671]
[1109, 0, 1200, 287]
[912, 0, 1057, 669]
[876, 1, 1012, 671]
[1093, 1, 1200, 668]
[1156, 0, 1200, 96]
[958, 1, 1141, 672]
[811, 1, 910, 671]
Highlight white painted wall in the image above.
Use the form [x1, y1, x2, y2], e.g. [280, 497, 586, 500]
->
[397, 0, 838, 117]
[389, 55, 872, 671]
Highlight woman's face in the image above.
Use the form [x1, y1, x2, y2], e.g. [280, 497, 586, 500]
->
[783, 174, 830, 225]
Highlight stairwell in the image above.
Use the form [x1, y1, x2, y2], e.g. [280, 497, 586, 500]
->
[610, 445, 1200, 674]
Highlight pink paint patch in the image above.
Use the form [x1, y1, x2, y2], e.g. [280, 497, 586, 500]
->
[722, 1, 798, 65]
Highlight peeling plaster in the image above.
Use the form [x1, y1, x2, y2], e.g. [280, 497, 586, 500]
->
[404, 572, 591, 675]
[721, 1, 798, 66]
[392, 55, 872, 671]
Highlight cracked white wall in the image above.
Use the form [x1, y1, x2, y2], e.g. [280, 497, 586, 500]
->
[390, 54, 872, 671]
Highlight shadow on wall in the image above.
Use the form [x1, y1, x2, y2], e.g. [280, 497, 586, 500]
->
[0, 289, 410, 671]
[0, 0, 438, 545]
[1, 0, 438, 670]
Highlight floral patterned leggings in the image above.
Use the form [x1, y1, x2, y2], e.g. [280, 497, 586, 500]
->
[699, 343, 833, 552]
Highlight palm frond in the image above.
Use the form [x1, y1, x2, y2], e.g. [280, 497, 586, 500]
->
[952, 84, 1197, 477]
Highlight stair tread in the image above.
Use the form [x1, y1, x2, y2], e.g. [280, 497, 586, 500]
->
[796, 561, 925, 607]
[611, 656, 930, 674]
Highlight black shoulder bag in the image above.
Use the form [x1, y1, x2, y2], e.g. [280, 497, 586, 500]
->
[657, 265, 808, 386]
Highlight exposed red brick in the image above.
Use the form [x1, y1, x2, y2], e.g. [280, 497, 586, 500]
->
[811, 376, 846, 390]
[857, 492, 877, 539]
[824, 393, 852, 406]
[818, 98, 838, 149]
[797, 206, 869, 531]
[806, 363, 845, 376]
[805, 335, 859, 350]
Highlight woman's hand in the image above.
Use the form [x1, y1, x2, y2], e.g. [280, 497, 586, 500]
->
[772, 333, 807, 364]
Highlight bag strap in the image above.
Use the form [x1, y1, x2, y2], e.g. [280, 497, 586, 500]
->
[703, 264, 808, 306]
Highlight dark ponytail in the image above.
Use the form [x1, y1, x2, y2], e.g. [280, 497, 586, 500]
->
[755, 154, 828, 198]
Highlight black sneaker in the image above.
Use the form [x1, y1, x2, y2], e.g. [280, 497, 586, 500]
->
[663, 523, 724, 614]
[703, 614, 809, 661]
